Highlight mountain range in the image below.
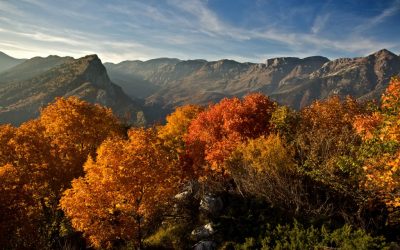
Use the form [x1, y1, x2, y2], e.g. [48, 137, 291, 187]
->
[105, 49, 400, 110]
[0, 54, 143, 125]
[0, 49, 399, 125]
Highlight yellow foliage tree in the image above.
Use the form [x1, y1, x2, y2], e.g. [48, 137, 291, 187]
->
[226, 134, 302, 212]
[60, 128, 181, 249]
[157, 104, 204, 179]
[354, 77, 400, 210]
[158, 104, 204, 153]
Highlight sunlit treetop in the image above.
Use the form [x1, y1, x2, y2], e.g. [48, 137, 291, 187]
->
[186, 93, 277, 175]
[61, 128, 182, 249]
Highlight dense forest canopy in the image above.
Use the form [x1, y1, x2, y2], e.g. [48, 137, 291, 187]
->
[1, 78, 400, 249]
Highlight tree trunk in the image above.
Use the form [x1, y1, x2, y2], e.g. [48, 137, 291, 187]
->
[136, 216, 143, 250]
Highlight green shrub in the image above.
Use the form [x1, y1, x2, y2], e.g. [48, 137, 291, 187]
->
[144, 223, 192, 249]
[231, 222, 389, 250]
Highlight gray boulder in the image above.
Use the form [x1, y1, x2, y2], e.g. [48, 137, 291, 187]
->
[193, 240, 216, 250]
[191, 223, 215, 240]
[200, 194, 223, 215]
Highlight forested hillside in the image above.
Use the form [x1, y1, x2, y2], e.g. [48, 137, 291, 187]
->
[1, 77, 399, 249]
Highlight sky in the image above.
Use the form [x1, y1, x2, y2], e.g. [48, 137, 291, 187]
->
[0, 0, 399, 63]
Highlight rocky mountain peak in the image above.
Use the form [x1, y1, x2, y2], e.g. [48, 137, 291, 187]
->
[66, 54, 113, 89]
[210, 59, 242, 70]
[69, 54, 103, 70]
[370, 49, 397, 58]
[301, 56, 330, 64]
[265, 57, 302, 67]
[80, 54, 101, 62]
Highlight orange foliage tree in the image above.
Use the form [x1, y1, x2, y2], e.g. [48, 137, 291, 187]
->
[185, 93, 277, 175]
[0, 97, 123, 249]
[354, 77, 400, 210]
[0, 124, 16, 164]
[60, 128, 182, 249]
[39, 96, 123, 179]
[294, 96, 364, 193]
[0, 120, 61, 248]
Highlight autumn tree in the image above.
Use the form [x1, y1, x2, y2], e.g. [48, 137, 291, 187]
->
[354, 77, 400, 212]
[226, 135, 303, 212]
[38, 96, 123, 180]
[185, 93, 276, 175]
[0, 120, 59, 248]
[294, 96, 364, 193]
[0, 164, 32, 248]
[157, 104, 204, 180]
[269, 105, 299, 140]
[60, 128, 182, 249]
[0, 97, 123, 249]
[158, 104, 204, 154]
[0, 124, 16, 164]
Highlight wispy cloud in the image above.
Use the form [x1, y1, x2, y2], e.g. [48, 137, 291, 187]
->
[0, 0, 398, 62]
[166, 0, 394, 56]
[311, 14, 330, 34]
[356, 0, 400, 33]
[170, 0, 395, 55]
[0, 1, 26, 16]
[368, 0, 400, 26]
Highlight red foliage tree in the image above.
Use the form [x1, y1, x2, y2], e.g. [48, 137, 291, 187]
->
[185, 93, 277, 175]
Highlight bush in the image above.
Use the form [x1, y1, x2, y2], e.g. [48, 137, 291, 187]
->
[144, 223, 192, 249]
[231, 221, 390, 250]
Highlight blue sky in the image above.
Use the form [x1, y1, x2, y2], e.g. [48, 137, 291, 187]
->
[0, 0, 399, 62]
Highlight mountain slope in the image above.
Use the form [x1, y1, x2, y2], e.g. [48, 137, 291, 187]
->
[0, 52, 25, 73]
[106, 49, 400, 113]
[0, 55, 143, 125]
[106, 56, 330, 107]
[0, 55, 73, 83]
[271, 49, 400, 108]
[104, 58, 181, 98]
[1, 49, 398, 125]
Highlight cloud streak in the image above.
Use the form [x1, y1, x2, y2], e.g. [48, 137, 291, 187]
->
[311, 14, 330, 34]
[355, 0, 400, 33]
[0, 0, 398, 62]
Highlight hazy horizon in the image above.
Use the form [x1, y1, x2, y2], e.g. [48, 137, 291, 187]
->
[1, 47, 398, 65]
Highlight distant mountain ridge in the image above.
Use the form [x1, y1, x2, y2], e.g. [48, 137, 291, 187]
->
[0, 49, 399, 125]
[0, 55, 73, 83]
[0, 54, 143, 125]
[0, 52, 25, 73]
[105, 49, 400, 116]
